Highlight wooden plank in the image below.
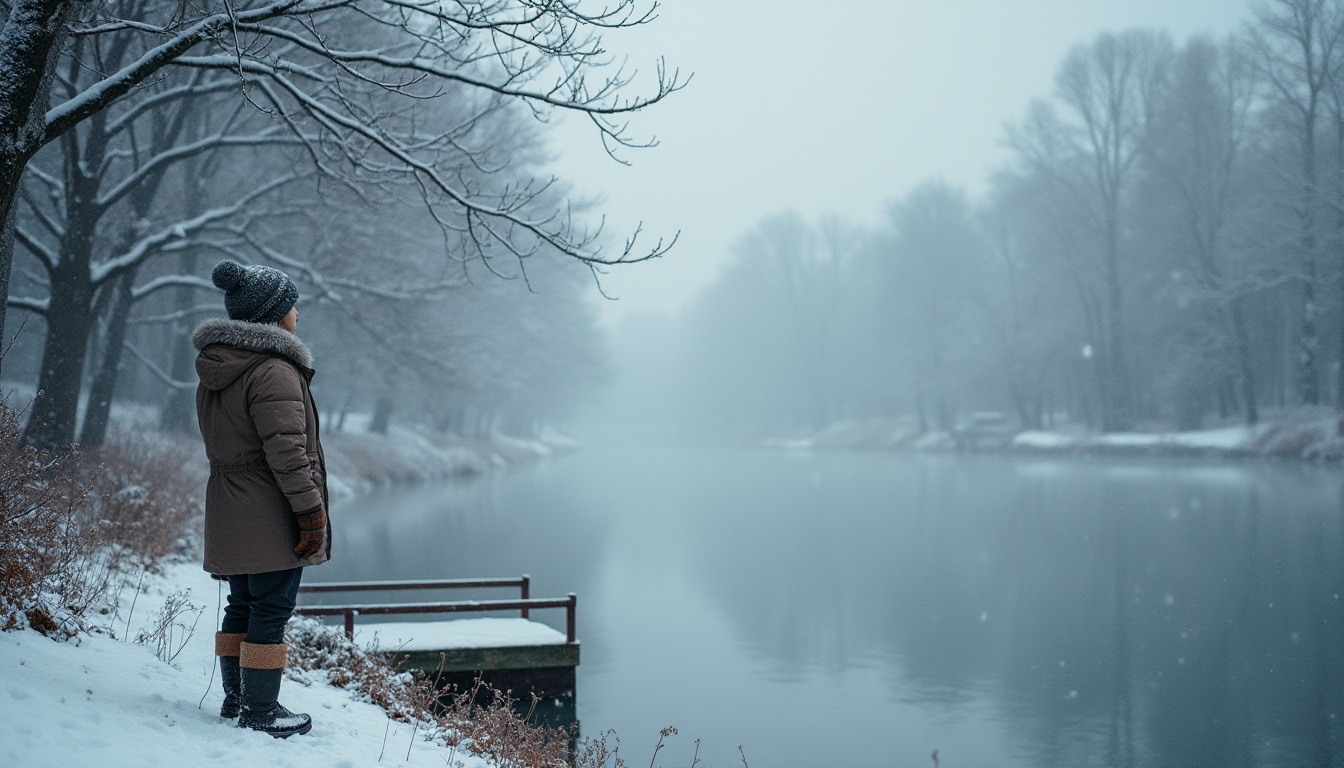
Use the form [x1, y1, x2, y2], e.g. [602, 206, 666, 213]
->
[381, 642, 580, 673]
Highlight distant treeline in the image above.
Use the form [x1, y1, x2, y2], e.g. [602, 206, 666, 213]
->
[671, 1, 1344, 437]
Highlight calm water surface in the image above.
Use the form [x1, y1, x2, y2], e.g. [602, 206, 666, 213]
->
[311, 446, 1344, 768]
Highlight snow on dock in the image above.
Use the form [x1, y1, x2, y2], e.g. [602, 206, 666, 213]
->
[354, 618, 567, 653]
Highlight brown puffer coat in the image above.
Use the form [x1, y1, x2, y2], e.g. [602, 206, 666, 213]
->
[192, 318, 330, 575]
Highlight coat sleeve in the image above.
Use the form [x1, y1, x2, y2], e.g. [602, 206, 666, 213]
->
[247, 360, 323, 515]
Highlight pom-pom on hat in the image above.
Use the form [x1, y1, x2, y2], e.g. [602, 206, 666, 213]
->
[211, 260, 299, 325]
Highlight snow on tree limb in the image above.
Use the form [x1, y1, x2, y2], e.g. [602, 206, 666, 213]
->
[122, 339, 195, 390]
[89, 172, 298, 285]
[41, 2, 307, 150]
[5, 294, 48, 313]
[129, 274, 216, 301]
[170, 55, 670, 266]
[94, 128, 300, 210]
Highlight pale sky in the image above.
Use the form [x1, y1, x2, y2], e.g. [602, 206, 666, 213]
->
[547, 0, 1258, 325]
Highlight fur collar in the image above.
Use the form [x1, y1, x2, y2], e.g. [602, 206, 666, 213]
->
[191, 317, 313, 369]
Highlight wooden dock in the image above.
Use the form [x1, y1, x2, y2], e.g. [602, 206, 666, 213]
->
[294, 577, 580, 728]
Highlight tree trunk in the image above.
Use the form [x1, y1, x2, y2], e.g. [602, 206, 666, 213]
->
[159, 253, 201, 432]
[21, 116, 105, 449]
[1335, 111, 1344, 429]
[0, 203, 14, 376]
[1231, 299, 1258, 426]
[1298, 260, 1321, 405]
[78, 270, 134, 447]
[1103, 213, 1132, 432]
[1297, 96, 1321, 406]
[22, 255, 92, 447]
[0, 2, 74, 368]
[334, 391, 355, 432]
[370, 395, 394, 435]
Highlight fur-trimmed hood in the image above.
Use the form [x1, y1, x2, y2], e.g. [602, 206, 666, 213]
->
[192, 317, 313, 391]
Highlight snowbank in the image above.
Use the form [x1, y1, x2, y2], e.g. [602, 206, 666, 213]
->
[317, 425, 577, 503]
[768, 410, 1344, 461]
[1012, 425, 1268, 453]
[0, 562, 491, 768]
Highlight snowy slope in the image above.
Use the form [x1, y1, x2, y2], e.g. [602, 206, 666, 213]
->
[0, 563, 487, 768]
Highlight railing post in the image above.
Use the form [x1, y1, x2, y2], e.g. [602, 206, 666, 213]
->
[521, 574, 531, 619]
[566, 593, 577, 644]
[344, 609, 355, 640]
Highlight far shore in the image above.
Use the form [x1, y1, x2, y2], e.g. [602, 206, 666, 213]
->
[762, 408, 1344, 462]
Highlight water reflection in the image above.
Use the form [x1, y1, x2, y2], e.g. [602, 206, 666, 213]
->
[315, 448, 1344, 767]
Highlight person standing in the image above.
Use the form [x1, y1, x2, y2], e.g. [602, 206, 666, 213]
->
[192, 259, 330, 738]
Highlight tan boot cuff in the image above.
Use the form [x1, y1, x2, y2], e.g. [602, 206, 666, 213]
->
[239, 641, 288, 670]
[215, 632, 245, 657]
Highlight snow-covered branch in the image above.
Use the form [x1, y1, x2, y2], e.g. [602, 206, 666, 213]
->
[174, 57, 669, 265]
[12, 224, 54, 271]
[90, 173, 298, 285]
[41, 1, 307, 148]
[130, 274, 216, 301]
[95, 128, 297, 210]
[122, 340, 194, 391]
[5, 295, 48, 314]
[129, 303, 220, 326]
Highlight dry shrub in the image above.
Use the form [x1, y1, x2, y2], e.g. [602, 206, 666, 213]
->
[0, 395, 208, 639]
[0, 396, 111, 637]
[286, 616, 436, 721]
[574, 729, 624, 768]
[438, 679, 570, 768]
[133, 590, 203, 664]
[287, 617, 572, 767]
[87, 428, 204, 562]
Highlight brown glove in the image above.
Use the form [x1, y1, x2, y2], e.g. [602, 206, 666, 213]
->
[294, 506, 327, 559]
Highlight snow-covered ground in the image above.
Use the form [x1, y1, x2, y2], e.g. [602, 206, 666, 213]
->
[0, 562, 509, 768]
[766, 409, 1344, 460]
[1014, 424, 1268, 451]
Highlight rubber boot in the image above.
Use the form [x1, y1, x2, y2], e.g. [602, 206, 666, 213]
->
[237, 641, 311, 738]
[215, 632, 245, 719]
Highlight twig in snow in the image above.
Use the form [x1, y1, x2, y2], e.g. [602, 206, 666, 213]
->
[123, 566, 146, 640]
[649, 726, 677, 768]
[199, 579, 223, 711]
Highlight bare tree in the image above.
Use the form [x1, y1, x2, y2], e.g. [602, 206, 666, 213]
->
[878, 181, 991, 432]
[1142, 37, 1262, 424]
[737, 212, 855, 432]
[0, 0, 683, 385]
[1008, 29, 1173, 431]
[9, 31, 302, 448]
[1245, 0, 1343, 406]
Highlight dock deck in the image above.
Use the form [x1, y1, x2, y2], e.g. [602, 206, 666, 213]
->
[353, 617, 580, 672]
[294, 577, 580, 729]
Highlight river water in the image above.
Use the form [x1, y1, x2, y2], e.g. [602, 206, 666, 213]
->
[310, 445, 1344, 767]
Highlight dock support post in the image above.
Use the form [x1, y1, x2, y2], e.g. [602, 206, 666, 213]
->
[521, 575, 531, 619]
[566, 593, 577, 644]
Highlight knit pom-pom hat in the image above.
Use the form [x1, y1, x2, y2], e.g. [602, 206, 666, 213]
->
[211, 260, 298, 325]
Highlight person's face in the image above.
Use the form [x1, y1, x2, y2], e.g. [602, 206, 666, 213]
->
[278, 306, 298, 334]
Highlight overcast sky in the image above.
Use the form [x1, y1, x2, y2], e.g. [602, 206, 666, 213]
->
[547, 0, 1259, 325]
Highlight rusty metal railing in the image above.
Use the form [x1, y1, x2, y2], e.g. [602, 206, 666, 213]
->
[294, 576, 576, 643]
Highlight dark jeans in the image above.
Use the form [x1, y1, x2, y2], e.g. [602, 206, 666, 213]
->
[221, 567, 304, 645]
